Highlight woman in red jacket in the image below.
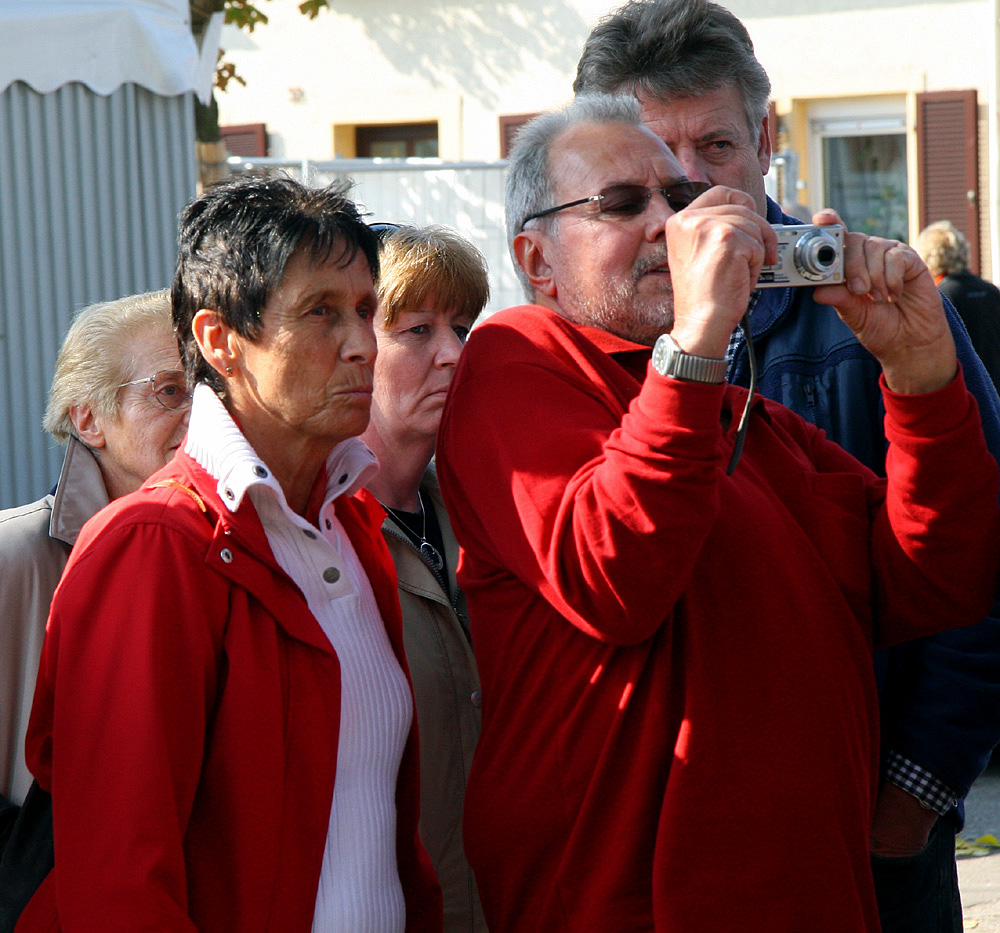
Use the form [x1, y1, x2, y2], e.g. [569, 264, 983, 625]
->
[18, 174, 442, 932]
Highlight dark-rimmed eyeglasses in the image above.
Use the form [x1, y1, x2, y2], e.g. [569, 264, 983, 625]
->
[118, 370, 192, 411]
[369, 222, 416, 241]
[520, 181, 712, 231]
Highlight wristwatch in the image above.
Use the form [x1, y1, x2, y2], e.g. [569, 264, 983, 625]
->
[651, 333, 728, 384]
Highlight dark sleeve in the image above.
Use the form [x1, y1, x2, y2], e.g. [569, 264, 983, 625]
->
[939, 276, 1000, 392]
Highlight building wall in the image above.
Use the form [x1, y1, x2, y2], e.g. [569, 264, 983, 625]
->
[741, 1, 992, 261]
[218, 1, 991, 155]
[217, 0, 614, 160]
[217, 0, 997, 270]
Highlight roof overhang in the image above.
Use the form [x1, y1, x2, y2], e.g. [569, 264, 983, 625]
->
[0, 1, 221, 103]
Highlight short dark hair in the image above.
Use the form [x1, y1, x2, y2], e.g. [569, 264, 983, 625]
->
[573, 0, 771, 141]
[172, 172, 379, 393]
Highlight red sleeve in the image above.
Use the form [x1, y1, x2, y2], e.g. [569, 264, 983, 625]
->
[438, 328, 729, 646]
[873, 370, 1000, 646]
[26, 516, 226, 931]
[440, 316, 1000, 653]
[768, 367, 1000, 648]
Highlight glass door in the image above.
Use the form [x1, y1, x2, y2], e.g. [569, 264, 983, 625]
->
[810, 106, 908, 241]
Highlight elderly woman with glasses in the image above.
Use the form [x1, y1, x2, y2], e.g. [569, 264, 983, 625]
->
[361, 224, 490, 933]
[16, 175, 442, 932]
[0, 289, 189, 816]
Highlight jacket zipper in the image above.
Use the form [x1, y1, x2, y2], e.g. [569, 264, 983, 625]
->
[383, 525, 461, 615]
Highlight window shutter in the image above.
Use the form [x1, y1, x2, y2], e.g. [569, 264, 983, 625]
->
[499, 114, 540, 159]
[220, 123, 268, 158]
[916, 90, 979, 272]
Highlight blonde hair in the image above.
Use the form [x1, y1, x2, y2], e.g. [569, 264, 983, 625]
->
[915, 220, 969, 277]
[44, 290, 174, 443]
[377, 225, 490, 327]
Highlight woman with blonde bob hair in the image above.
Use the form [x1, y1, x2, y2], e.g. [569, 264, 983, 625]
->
[363, 223, 490, 933]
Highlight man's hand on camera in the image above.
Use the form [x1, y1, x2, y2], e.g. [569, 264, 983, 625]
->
[811, 209, 957, 395]
[665, 186, 778, 360]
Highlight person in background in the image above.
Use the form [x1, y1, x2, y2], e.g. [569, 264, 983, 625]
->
[916, 219, 1000, 390]
[0, 290, 189, 811]
[362, 223, 490, 933]
[574, 3, 1000, 929]
[16, 175, 441, 931]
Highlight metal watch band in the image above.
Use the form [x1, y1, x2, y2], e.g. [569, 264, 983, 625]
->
[652, 333, 728, 384]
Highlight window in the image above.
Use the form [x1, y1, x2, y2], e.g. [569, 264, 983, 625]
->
[813, 112, 908, 242]
[355, 123, 438, 158]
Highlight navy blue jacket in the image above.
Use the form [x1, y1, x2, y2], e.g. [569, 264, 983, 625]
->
[726, 199, 1000, 821]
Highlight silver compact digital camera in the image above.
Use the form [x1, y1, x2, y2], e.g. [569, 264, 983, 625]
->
[756, 224, 844, 288]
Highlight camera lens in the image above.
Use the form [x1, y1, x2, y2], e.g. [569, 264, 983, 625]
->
[816, 244, 835, 267]
[794, 230, 840, 281]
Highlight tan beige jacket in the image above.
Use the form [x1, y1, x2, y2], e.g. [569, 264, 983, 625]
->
[381, 464, 486, 933]
[0, 437, 109, 804]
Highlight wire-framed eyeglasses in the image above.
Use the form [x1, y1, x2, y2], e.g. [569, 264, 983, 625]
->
[520, 181, 712, 232]
[118, 370, 192, 411]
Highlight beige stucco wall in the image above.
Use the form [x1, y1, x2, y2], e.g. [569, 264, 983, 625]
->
[739, 1, 989, 101]
[217, 0, 992, 160]
[218, 0, 615, 160]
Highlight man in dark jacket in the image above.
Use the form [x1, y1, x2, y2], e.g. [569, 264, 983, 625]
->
[575, 2, 1000, 931]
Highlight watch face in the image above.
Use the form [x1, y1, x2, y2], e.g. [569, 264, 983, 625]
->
[652, 335, 673, 374]
[651, 333, 727, 383]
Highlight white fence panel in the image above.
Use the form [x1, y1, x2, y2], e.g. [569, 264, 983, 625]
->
[230, 158, 521, 317]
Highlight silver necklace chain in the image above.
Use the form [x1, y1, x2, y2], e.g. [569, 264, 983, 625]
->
[381, 489, 444, 572]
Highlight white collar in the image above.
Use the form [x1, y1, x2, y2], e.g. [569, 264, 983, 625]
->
[184, 383, 379, 515]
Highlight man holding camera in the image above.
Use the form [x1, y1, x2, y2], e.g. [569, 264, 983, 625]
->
[574, 2, 1000, 931]
[435, 93, 1000, 932]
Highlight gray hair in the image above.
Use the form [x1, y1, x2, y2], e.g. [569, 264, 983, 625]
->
[44, 289, 174, 443]
[506, 94, 643, 299]
[573, 0, 771, 145]
[915, 220, 970, 277]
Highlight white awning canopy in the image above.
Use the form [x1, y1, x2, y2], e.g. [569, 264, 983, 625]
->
[0, 0, 221, 104]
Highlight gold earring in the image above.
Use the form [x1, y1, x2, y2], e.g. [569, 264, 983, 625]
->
[225, 366, 233, 376]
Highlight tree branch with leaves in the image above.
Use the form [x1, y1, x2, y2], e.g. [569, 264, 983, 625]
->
[189, 0, 331, 143]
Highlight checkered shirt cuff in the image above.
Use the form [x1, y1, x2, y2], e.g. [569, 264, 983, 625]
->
[726, 326, 742, 363]
[726, 292, 759, 364]
[885, 750, 959, 816]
